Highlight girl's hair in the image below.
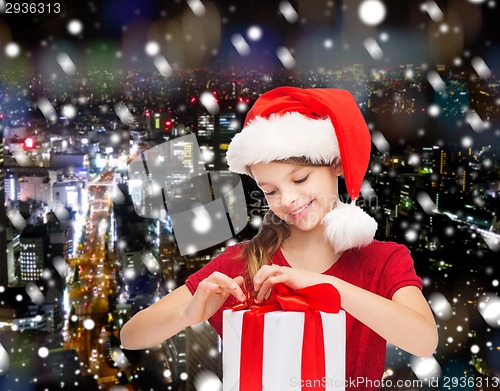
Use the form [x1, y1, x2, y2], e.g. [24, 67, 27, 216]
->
[237, 156, 330, 282]
[239, 207, 289, 284]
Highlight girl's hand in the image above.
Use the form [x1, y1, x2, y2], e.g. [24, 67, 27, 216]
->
[253, 265, 323, 303]
[185, 272, 246, 325]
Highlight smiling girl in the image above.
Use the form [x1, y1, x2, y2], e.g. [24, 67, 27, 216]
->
[120, 86, 438, 391]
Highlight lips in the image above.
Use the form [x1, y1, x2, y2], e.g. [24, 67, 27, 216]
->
[289, 201, 312, 219]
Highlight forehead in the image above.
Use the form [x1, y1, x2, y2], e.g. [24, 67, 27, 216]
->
[249, 161, 310, 186]
[249, 161, 307, 175]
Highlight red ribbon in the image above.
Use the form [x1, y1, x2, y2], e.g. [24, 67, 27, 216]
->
[231, 283, 341, 391]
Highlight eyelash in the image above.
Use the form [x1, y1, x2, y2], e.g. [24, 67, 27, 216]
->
[294, 175, 309, 184]
[263, 175, 310, 197]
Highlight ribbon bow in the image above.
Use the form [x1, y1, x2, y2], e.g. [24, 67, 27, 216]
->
[231, 283, 341, 391]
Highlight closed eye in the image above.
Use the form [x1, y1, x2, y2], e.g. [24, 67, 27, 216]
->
[293, 174, 309, 184]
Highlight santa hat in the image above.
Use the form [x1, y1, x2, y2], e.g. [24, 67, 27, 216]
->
[226, 86, 377, 252]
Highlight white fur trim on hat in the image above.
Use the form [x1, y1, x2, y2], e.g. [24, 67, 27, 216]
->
[226, 112, 340, 174]
[321, 201, 377, 252]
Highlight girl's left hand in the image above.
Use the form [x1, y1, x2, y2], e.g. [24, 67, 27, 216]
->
[253, 265, 323, 303]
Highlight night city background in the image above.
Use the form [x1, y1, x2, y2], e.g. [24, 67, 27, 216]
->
[1, 0, 500, 390]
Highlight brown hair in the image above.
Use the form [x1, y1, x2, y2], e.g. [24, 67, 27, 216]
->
[237, 156, 330, 282]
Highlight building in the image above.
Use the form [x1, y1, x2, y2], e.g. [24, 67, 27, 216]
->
[19, 174, 51, 204]
[5, 230, 20, 286]
[50, 152, 89, 179]
[145, 111, 175, 133]
[114, 184, 153, 273]
[0, 124, 7, 286]
[197, 114, 214, 139]
[46, 210, 75, 260]
[17, 171, 85, 213]
[19, 225, 49, 283]
[4, 171, 19, 202]
[52, 180, 84, 213]
[185, 322, 221, 390]
[195, 109, 243, 171]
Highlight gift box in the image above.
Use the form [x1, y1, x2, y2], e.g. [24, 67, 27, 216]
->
[223, 284, 346, 391]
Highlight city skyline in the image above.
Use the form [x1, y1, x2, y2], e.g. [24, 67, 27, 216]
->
[0, 70, 499, 388]
[1, 63, 499, 149]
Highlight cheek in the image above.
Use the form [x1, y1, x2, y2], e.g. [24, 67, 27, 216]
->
[323, 179, 338, 196]
[314, 183, 338, 209]
[266, 199, 281, 213]
[266, 200, 288, 219]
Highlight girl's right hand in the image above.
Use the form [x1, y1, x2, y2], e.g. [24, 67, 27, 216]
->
[185, 272, 246, 325]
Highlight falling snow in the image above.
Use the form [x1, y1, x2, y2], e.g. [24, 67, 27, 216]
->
[410, 356, 442, 382]
[371, 130, 390, 153]
[427, 104, 441, 117]
[247, 26, 263, 41]
[279, 1, 299, 23]
[56, 52, 77, 76]
[67, 19, 83, 35]
[231, 34, 251, 57]
[427, 70, 446, 93]
[187, 0, 206, 17]
[276, 46, 296, 69]
[0, 1, 499, 389]
[114, 102, 135, 125]
[416, 192, 436, 214]
[358, 0, 386, 26]
[83, 318, 96, 330]
[36, 97, 58, 123]
[153, 55, 173, 77]
[194, 370, 223, 391]
[61, 104, 77, 119]
[38, 347, 49, 358]
[421, 1, 444, 22]
[363, 38, 384, 61]
[466, 110, 488, 132]
[145, 41, 160, 57]
[200, 91, 220, 114]
[4, 42, 20, 58]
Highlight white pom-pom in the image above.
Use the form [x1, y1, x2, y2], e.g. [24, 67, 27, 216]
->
[321, 202, 377, 252]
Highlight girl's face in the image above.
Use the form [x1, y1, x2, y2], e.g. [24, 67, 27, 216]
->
[250, 161, 342, 232]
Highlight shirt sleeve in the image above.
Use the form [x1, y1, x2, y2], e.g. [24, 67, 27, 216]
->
[185, 244, 246, 295]
[184, 244, 247, 336]
[380, 244, 423, 299]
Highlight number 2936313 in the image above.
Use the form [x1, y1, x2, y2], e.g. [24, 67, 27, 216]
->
[3, 2, 62, 14]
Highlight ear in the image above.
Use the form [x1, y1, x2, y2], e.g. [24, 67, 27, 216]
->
[330, 157, 343, 177]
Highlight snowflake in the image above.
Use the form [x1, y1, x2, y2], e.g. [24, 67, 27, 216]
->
[279, 1, 299, 23]
[358, 0, 386, 26]
[67, 20, 83, 35]
[247, 26, 262, 41]
[5, 42, 21, 58]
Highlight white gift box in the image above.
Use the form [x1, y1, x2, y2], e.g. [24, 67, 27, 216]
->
[223, 309, 346, 391]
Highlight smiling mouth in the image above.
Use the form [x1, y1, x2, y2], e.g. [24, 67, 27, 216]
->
[289, 201, 313, 217]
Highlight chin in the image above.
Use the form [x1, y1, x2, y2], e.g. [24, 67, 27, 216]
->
[289, 217, 323, 232]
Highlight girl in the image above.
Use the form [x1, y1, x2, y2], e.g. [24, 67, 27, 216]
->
[120, 87, 438, 390]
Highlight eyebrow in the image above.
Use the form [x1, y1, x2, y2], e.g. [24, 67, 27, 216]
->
[256, 166, 306, 187]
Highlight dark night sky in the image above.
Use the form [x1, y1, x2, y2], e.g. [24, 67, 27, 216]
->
[1, 0, 500, 72]
[1, 1, 498, 39]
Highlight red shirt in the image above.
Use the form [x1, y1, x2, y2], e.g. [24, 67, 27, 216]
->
[186, 240, 422, 391]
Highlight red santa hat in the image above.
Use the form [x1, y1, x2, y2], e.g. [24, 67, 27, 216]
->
[226, 86, 377, 252]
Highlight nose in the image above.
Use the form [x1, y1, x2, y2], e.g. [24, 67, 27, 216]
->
[280, 189, 300, 209]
